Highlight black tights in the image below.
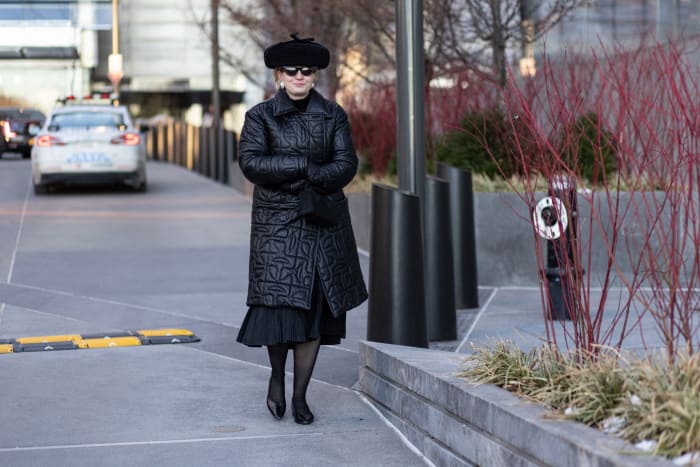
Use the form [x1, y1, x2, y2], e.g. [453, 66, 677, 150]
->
[266, 338, 321, 406]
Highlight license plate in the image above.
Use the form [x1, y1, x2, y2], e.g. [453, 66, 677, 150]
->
[66, 152, 113, 167]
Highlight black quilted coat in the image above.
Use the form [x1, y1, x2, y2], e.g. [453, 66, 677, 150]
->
[239, 88, 368, 317]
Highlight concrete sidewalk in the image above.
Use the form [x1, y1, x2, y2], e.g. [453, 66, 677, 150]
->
[0, 160, 426, 467]
[1, 159, 656, 466]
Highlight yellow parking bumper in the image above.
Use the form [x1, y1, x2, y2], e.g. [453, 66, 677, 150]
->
[15, 334, 82, 344]
[81, 336, 142, 348]
[1, 329, 199, 355]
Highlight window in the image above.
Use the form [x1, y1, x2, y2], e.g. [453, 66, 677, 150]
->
[0, 2, 112, 28]
[51, 111, 125, 129]
[0, 4, 71, 21]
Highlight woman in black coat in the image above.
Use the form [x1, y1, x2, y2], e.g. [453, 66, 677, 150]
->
[236, 34, 368, 425]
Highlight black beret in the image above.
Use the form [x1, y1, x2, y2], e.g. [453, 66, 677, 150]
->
[264, 33, 330, 69]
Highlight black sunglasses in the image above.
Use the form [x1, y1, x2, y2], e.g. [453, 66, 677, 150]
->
[281, 66, 316, 77]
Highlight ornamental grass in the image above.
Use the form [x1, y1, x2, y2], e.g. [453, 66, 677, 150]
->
[460, 340, 700, 460]
[613, 351, 700, 457]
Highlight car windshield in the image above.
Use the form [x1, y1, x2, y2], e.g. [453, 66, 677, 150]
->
[0, 109, 45, 121]
[50, 111, 125, 129]
[9, 121, 28, 131]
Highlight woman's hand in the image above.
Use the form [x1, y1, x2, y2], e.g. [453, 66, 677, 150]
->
[279, 179, 307, 194]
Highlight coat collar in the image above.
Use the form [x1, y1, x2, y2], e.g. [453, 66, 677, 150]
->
[272, 88, 331, 116]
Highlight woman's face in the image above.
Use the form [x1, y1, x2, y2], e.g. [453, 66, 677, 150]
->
[277, 66, 317, 100]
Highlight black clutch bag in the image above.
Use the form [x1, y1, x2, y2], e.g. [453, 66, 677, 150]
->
[297, 186, 338, 226]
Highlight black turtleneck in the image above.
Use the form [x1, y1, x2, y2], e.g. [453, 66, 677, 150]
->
[290, 93, 311, 112]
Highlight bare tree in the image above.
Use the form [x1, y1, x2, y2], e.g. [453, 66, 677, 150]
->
[331, 0, 584, 88]
[193, 0, 583, 98]
[191, 0, 354, 98]
[447, 0, 584, 87]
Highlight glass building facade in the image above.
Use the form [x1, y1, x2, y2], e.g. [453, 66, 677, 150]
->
[0, 1, 111, 27]
[0, 1, 112, 110]
[542, 0, 700, 55]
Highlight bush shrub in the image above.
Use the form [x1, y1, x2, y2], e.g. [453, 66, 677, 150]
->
[560, 112, 618, 184]
[344, 84, 396, 178]
[434, 108, 617, 185]
[435, 109, 517, 179]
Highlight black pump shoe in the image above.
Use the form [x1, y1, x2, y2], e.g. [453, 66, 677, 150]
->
[267, 397, 286, 420]
[291, 399, 314, 425]
[267, 376, 286, 420]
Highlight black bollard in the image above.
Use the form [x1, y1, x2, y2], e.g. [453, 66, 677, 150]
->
[542, 175, 579, 320]
[436, 163, 479, 309]
[367, 184, 429, 348]
[544, 270, 572, 320]
[424, 176, 457, 340]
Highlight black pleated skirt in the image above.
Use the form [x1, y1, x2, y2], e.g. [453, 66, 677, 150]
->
[236, 275, 346, 347]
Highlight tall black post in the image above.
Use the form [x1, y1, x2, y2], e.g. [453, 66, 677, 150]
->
[424, 176, 456, 340]
[436, 163, 479, 309]
[367, 184, 428, 348]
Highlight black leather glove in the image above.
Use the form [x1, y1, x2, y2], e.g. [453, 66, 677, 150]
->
[279, 179, 307, 194]
[296, 183, 338, 226]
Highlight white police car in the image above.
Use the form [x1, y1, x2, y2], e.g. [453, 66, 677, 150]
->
[31, 98, 147, 194]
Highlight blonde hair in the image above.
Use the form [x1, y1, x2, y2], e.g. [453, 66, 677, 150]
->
[273, 68, 283, 88]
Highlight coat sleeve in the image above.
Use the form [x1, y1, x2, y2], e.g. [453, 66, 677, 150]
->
[307, 104, 358, 193]
[238, 107, 308, 186]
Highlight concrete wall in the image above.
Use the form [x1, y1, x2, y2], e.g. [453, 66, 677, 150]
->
[345, 189, 691, 287]
[230, 163, 694, 287]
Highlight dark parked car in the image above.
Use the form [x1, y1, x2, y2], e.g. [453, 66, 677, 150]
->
[0, 107, 46, 158]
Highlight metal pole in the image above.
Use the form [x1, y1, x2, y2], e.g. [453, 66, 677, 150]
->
[112, 0, 119, 55]
[211, 0, 221, 167]
[110, 0, 120, 98]
[395, 0, 426, 203]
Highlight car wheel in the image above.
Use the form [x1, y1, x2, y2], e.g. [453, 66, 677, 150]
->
[134, 180, 147, 193]
[33, 182, 48, 195]
[22, 150, 31, 159]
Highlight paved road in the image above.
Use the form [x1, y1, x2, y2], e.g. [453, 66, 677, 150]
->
[0, 157, 427, 467]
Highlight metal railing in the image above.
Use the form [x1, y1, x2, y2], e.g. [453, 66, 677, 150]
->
[142, 118, 237, 185]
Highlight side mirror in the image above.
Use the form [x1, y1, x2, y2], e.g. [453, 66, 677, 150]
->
[28, 123, 42, 136]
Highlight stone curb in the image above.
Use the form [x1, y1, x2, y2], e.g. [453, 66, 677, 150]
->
[358, 341, 672, 467]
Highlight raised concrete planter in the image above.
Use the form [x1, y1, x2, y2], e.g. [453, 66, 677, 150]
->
[358, 341, 672, 467]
